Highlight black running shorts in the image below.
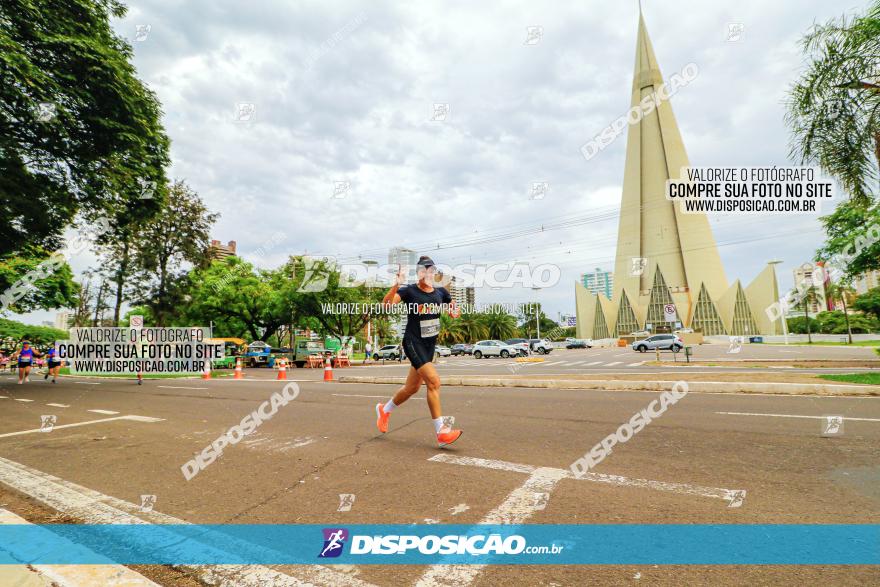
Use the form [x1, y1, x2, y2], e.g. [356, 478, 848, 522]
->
[403, 336, 436, 370]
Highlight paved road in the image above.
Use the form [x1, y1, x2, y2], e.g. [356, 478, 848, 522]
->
[357, 345, 879, 377]
[0, 373, 877, 586]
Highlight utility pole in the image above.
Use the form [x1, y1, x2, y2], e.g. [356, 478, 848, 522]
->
[532, 287, 542, 339]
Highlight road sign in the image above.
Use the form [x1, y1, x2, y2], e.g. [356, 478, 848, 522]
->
[130, 315, 144, 329]
[663, 304, 676, 323]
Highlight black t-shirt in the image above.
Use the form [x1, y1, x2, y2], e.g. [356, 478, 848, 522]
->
[398, 284, 452, 343]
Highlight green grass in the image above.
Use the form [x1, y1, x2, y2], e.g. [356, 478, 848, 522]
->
[766, 340, 880, 346]
[818, 373, 880, 385]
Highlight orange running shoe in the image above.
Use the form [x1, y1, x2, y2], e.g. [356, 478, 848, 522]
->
[375, 403, 390, 433]
[437, 427, 462, 447]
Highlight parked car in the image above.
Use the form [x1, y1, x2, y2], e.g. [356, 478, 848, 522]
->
[631, 334, 684, 353]
[451, 343, 473, 356]
[472, 340, 521, 359]
[565, 339, 592, 349]
[528, 338, 554, 354]
[435, 345, 452, 357]
[505, 338, 531, 356]
[373, 344, 404, 360]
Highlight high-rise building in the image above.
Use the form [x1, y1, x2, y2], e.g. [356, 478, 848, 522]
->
[388, 247, 418, 281]
[388, 246, 417, 269]
[792, 263, 828, 315]
[450, 276, 475, 307]
[574, 12, 780, 338]
[581, 268, 613, 299]
[854, 269, 880, 295]
[54, 311, 71, 331]
[209, 240, 237, 260]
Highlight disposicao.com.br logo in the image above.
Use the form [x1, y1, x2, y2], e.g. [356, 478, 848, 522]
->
[319, 528, 563, 557]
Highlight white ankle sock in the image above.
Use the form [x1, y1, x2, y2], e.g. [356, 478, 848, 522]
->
[383, 399, 397, 413]
[433, 417, 445, 434]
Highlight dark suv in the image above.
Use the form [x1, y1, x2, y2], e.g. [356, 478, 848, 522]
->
[451, 343, 473, 356]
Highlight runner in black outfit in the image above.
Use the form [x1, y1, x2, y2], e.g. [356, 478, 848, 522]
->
[375, 256, 462, 447]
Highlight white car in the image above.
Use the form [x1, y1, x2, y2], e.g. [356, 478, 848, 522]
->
[472, 340, 521, 359]
[373, 345, 403, 360]
[435, 345, 452, 357]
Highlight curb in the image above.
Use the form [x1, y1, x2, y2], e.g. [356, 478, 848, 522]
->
[337, 375, 880, 397]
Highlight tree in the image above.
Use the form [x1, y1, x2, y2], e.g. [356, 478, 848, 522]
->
[455, 311, 489, 343]
[786, 315, 820, 335]
[816, 201, 880, 279]
[853, 286, 880, 322]
[793, 284, 821, 343]
[292, 257, 387, 341]
[0, 0, 170, 257]
[0, 318, 68, 346]
[814, 310, 878, 334]
[786, 1, 880, 206]
[183, 257, 280, 340]
[93, 186, 168, 325]
[134, 181, 218, 325]
[482, 308, 517, 340]
[825, 281, 856, 342]
[0, 247, 78, 314]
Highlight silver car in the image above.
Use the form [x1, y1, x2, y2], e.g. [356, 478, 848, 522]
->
[472, 340, 520, 359]
[632, 334, 684, 353]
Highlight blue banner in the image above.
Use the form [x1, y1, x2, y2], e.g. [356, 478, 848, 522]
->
[0, 524, 877, 565]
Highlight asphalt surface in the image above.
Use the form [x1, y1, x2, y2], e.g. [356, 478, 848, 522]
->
[0, 368, 878, 586]
[362, 345, 880, 377]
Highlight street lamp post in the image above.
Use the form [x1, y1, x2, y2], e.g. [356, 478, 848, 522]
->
[768, 260, 788, 345]
[532, 287, 542, 339]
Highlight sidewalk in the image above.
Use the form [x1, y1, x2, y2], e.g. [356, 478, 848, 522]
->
[0, 509, 158, 587]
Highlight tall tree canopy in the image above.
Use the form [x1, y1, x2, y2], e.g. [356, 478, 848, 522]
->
[0, 0, 170, 256]
[786, 1, 880, 205]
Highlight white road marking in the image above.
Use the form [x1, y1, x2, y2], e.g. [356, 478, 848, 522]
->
[605, 361, 622, 366]
[14, 398, 34, 402]
[613, 353, 631, 357]
[421, 432, 740, 586]
[716, 411, 880, 422]
[88, 409, 119, 415]
[543, 361, 566, 366]
[332, 393, 425, 401]
[46, 403, 70, 407]
[628, 362, 645, 367]
[157, 385, 207, 390]
[242, 435, 318, 452]
[0, 415, 164, 439]
[417, 461, 568, 586]
[586, 361, 602, 366]
[74, 381, 101, 385]
[0, 455, 375, 587]
[429, 454, 743, 501]
[0, 508, 159, 585]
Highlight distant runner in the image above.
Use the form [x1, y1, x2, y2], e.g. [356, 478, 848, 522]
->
[44, 345, 62, 383]
[375, 256, 462, 447]
[13, 341, 40, 385]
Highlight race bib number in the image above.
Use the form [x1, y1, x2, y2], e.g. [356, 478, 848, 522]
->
[420, 318, 440, 338]
[20, 357, 31, 363]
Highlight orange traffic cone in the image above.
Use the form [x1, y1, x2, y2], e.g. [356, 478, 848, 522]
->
[323, 356, 334, 382]
[276, 358, 287, 380]
[233, 359, 244, 380]
[202, 361, 211, 380]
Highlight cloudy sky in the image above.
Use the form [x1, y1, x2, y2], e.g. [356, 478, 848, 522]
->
[19, 0, 870, 325]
